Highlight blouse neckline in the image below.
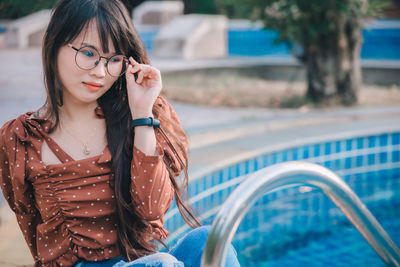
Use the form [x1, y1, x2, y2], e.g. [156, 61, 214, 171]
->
[23, 111, 112, 168]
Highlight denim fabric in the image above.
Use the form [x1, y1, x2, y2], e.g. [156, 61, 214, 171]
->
[113, 253, 184, 267]
[73, 226, 240, 267]
[73, 256, 126, 267]
[169, 226, 240, 267]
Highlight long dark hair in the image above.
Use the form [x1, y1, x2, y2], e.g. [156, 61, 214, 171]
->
[41, 0, 200, 260]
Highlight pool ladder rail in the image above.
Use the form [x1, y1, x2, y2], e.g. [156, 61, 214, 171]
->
[201, 161, 400, 267]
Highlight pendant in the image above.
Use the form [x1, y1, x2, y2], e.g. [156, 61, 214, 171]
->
[83, 143, 91, 155]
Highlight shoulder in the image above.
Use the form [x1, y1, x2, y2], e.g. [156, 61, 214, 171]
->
[0, 114, 25, 140]
[154, 95, 169, 109]
[154, 95, 178, 117]
[154, 95, 186, 141]
[0, 115, 23, 158]
[0, 111, 43, 145]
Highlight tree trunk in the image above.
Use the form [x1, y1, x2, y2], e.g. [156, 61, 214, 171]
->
[335, 14, 362, 105]
[305, 17, 362, 106]
[305, 41, 338, 105]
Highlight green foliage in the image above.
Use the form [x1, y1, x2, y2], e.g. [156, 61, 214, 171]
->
[215, 0, 391, 47]
[193, 0, 218, 14]
[215, 0, 254, 18]
[183, 0, 218, 14]
[0, 0, 59, 19]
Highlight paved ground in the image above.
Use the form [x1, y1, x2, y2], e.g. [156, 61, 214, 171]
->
[0, 48, 399, 266]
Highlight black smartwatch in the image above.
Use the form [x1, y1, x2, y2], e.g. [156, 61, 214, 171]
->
[131, 117, 160, 128]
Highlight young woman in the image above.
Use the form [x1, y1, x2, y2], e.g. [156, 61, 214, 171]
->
[0, 0, 240, 266]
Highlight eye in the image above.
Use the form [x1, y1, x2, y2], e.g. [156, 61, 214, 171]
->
[79, 48, 95, 57]
[109, 56, 123, 63]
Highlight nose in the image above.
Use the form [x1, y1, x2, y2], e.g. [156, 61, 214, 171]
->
[89, 57, 107, 78]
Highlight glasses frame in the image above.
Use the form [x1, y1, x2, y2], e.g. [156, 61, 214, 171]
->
[68, 43, 128, 77]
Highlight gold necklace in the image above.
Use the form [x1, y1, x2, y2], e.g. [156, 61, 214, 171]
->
[60, 122, 98, 155]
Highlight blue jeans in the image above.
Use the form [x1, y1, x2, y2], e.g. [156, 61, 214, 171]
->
[73, 226, 240, 267]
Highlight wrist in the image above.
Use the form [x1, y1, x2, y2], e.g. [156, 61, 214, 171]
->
[131, 109, 153, 119]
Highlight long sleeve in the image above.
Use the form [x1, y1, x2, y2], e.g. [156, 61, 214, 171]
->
[0, 120, 42, 266]
[130, 96, 188, 239]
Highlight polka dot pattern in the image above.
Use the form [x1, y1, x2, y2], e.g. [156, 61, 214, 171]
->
[0, 96, 188, 267]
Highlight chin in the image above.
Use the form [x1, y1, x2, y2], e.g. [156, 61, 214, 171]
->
[75, 94, 101, 104]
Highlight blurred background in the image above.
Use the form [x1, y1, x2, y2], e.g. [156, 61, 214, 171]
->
[1, 0, 400, 113]
[0, 0, 399, 266]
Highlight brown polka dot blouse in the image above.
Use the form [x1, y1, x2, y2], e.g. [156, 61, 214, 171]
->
[0, 96, 188, 266]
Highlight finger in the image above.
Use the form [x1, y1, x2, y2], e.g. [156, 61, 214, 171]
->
[128, 57, 160, 80]
[129, 57, 152, 72]
[129, 64, 140, 74]
[129, 57, 139, 66]
[138, 65, 159, 78]
[137, 70, 144, 84]
[125, 64, 135, 86]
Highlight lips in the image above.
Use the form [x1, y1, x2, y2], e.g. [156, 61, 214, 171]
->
[83, 82, 102, 92]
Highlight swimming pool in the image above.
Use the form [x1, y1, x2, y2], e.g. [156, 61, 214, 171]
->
[164, 130, 400, 266]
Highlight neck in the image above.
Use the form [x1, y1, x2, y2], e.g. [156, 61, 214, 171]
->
[59, 98, 99, 124]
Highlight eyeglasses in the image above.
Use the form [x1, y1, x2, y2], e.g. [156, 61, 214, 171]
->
[68, 44, 127, 77]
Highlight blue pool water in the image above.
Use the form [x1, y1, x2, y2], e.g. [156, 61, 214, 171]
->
[236, 168, 400, 266]
[226, 27, 400, 59]
[164, 131, 400, 266]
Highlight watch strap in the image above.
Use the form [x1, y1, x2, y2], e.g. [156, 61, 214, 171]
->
[131, 117, 160, 128]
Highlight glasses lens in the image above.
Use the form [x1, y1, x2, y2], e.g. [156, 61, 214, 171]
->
[75, 46, 99, 70]
[107, 55, 126, 77]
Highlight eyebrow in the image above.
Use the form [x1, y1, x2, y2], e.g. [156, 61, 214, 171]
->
[80, 42, 117, 55]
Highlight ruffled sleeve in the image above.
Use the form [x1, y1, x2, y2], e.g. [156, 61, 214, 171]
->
[0, 118, 42, 266]
[130, 96, 188, 239]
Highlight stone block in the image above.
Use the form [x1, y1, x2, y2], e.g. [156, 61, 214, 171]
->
[4, 9, 51, 49]
[0, 34, 5, 49]
[154, 14, 228, 60]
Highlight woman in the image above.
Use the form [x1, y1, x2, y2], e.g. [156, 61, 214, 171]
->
[0, 0, 240, 266]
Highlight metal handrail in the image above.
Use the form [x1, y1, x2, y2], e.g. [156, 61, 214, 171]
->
[201, 161, 400, 267]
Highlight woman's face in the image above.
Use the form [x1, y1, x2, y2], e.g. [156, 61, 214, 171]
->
[57, 20, 120, 106]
